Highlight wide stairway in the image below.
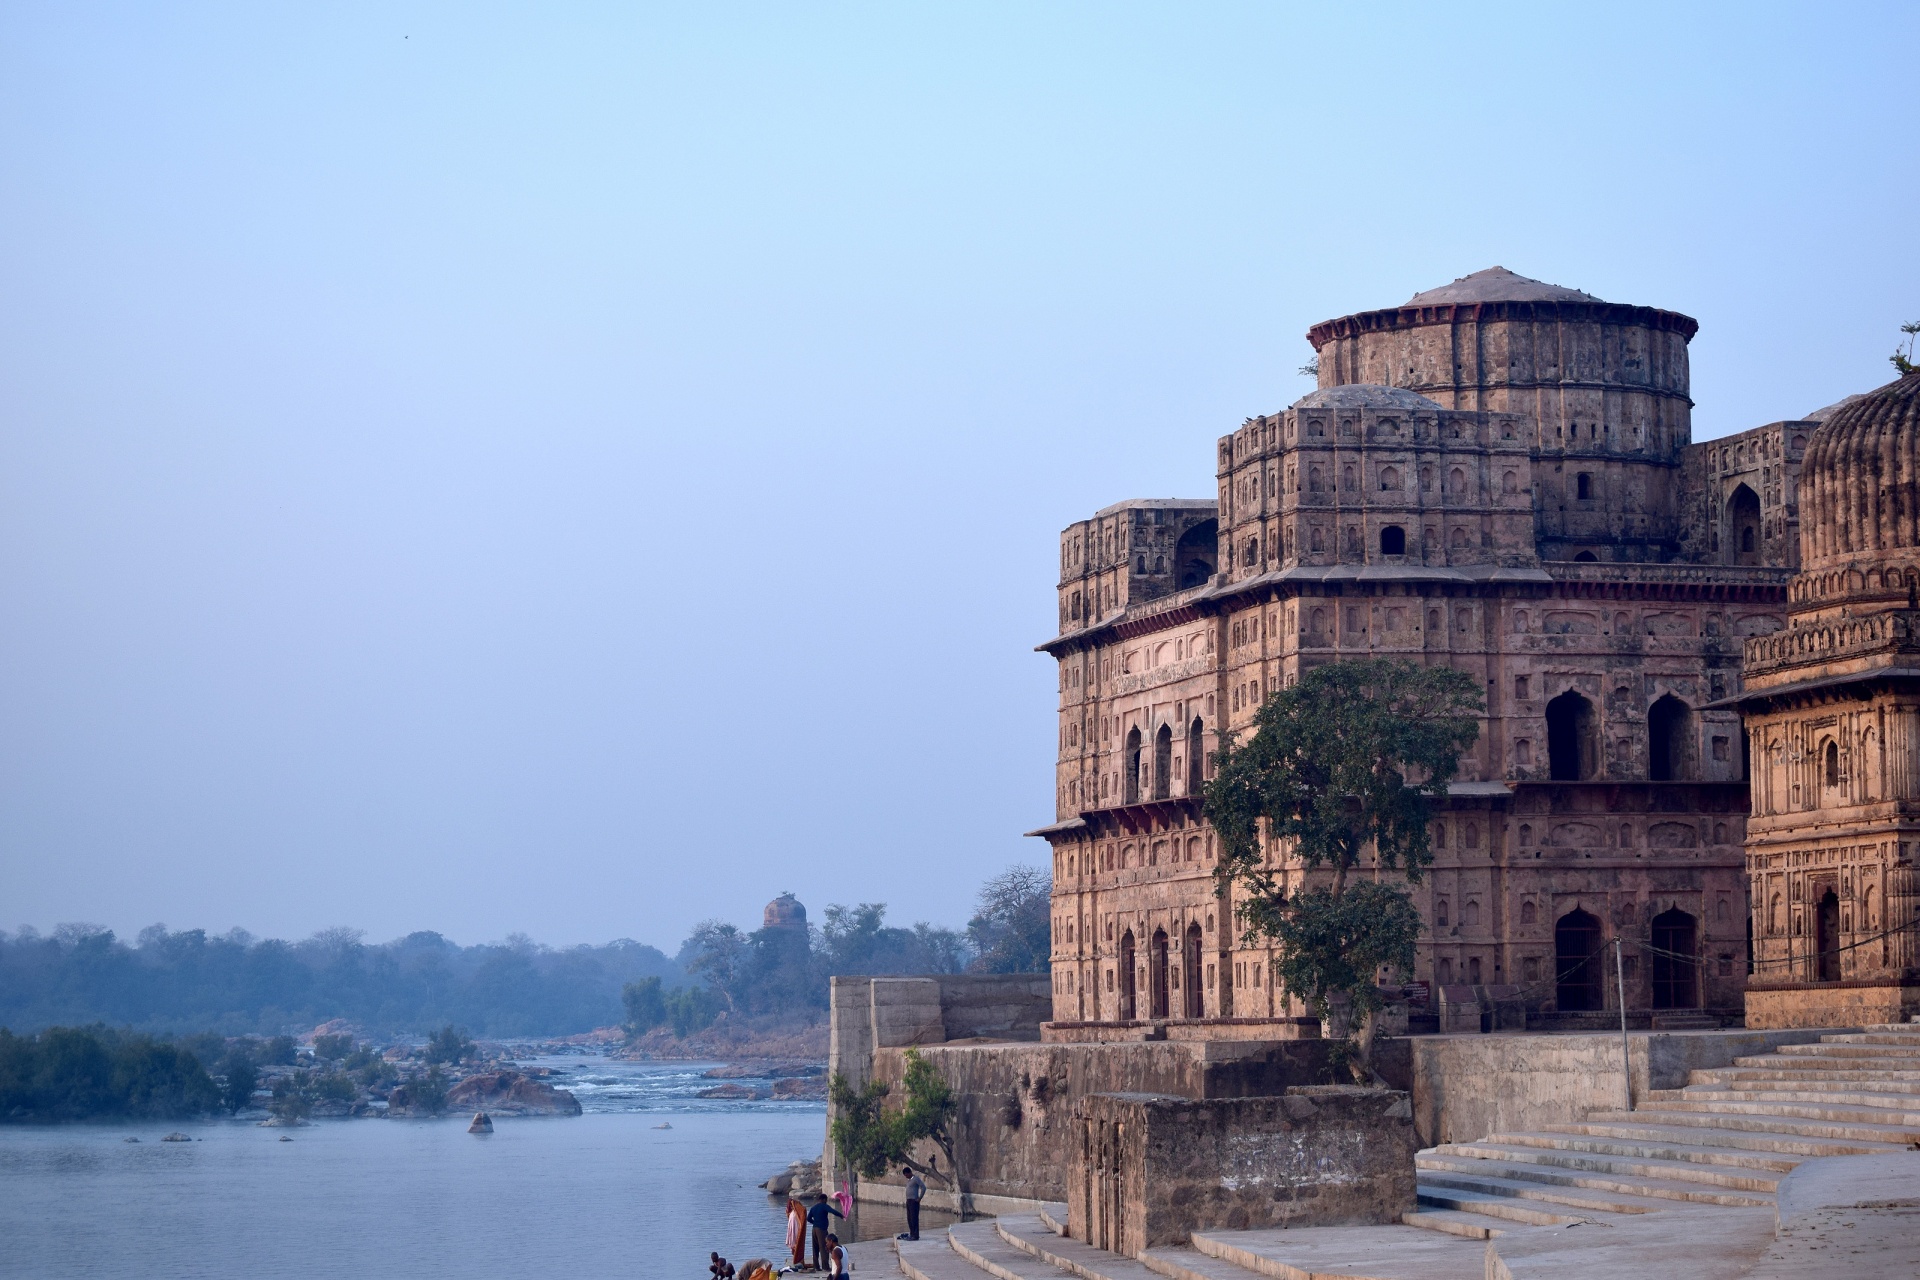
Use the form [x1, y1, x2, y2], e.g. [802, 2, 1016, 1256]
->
[885, 1023, 1920, 1280]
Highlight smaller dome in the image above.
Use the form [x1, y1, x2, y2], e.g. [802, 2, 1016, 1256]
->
[762, 893, 807, 932]
[1291, 384, 1442, 412]
[1404, 267, 1601, 307]
[1798, 370, 1920, 587]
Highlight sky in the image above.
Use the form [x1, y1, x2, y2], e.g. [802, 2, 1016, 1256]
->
[2, 3, 1916, 953]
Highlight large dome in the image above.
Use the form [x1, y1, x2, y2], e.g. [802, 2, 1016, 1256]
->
[1402, 266, 1602, 306]
[1290, 384, 1441, 412]
[1793, 370, 1920, 615]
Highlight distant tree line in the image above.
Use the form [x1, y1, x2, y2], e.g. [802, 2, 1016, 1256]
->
[625, 866, 1054, 1037]
[0, 925, 683, 1038]
[2, 864, 1054, 1041]
[0, 1026, 222, 1121]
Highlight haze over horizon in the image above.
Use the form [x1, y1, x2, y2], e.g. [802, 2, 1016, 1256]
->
[4, 4, 1917, 953]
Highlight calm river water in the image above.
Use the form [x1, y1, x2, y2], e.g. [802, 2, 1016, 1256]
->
[0, 1057, 878, 1280]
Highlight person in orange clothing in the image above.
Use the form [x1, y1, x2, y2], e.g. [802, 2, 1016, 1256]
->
[785, 1198, 807, 1268]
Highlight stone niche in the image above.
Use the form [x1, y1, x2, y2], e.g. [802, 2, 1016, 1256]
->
[1067, 1086, 1416, 1256]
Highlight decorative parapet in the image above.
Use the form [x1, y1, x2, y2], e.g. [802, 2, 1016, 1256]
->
[1744, 610, 1920, 678]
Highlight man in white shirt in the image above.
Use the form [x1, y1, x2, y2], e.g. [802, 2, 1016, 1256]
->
[897, 1166, 926, 1241]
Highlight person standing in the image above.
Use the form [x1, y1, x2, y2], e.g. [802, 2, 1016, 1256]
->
[805, 1193, 843, 1270]
[786, 1198, 807, 1268]
[896, 1166, 926, 1241]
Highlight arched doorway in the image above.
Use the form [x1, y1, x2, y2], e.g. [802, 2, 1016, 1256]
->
[1124, 728, 1142, 803]
[1547, 691, 1598, 780]
[1183, 925, 1204, 1018]
[1187, 718, 1205, 794]
[1816, 890, 1841, 981]
[1648, 695, 1692, 781]
[1149, 929, 1171, 1020]
[1555, 909, 1604, 1011]
[1726, 485, 1761, 565]
[1175, 520, 1218, 588]
[1153, 725, 1172, 800]
[1118, 931, 1137, 1020]
[1650, 908, 1697, 1008]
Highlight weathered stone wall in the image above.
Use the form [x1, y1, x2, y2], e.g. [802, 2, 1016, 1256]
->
[855, 1037, 1405, 1205]
[1070, 1087, 1417, 1255]
[1407, 1028, 1840, 1147]
[822, 974, 1052, 1189]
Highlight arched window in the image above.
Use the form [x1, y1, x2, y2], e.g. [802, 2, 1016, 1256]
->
[1824, 739, 1840, 791]
[1520, 900, 1537, 926]
[1435, 899, 1449, 927]
[1502, 471, 1518, 494]
[1546, 690, 1598, 780]
[1574, 550, 1598, 561]
[1187, 718, 1205, 793]
[1649, 694, 1692, 781]
[1380, 525, 1406, 555]
[1309, 527, 1324, 552]
[1726, 484, 1761, 566]
[1817, 891, 1840, 982]
[1308, 465, 1323, 492]
[1449, 467, 1466, 495]
[1450, 527, 1467, 549]
[1153, 724, 1172, 800]
[1175, 520, 1218, 588]
[1379, 466, 1399, 491]
[1576, 472, 1592, 500]
[1118, 931, 1137, 1019]
[1124, 727, 1142, 804]
[1555, 909, 1604, 1011]
[1342, 465, 1355, 490]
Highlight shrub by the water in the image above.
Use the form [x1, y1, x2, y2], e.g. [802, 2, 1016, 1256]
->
[0, 1026, 221, 1121]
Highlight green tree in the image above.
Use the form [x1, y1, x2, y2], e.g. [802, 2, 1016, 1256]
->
[423, 1025, 474, 1065]
[269, 1070, 314, 1124]
[1893, 320, 1919, 376]
[827, 1073, 903, 1199]
[892, 1049, 960, 1191]
[965, 866, 1052, 974]
[219, 1051, 258, 1115]
[312, 1034, 353, 1061]
[1205, 658, 1481, 1081]
[409, 1065, 450, 1116]
[621, 977, 667, 1034]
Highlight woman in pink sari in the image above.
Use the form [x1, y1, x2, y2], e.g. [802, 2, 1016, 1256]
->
[785, 1199, 806, 1268]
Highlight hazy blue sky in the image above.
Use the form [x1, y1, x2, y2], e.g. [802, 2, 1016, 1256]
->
[2, 4, 1915, 952]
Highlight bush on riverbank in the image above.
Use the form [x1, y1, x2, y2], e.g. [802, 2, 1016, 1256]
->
[0, 1026, 222, 1122]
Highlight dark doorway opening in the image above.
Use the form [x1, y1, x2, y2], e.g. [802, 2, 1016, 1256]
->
[1153, 724, 1172, 800]
[1118, 931, 1136, 1019]
[1556, 909, 1604, 1011]
[1727, 485, 1761, 566]
[1175, 520, 1218, 588]
[1816, 890, 1841, 982]
[1380, 525, 1406, 556]
[1124, 727, 1141, 804]
[1149, 929, 1170, 1020]
[1547, 690, 1597, 780]
[1648, 695, 1691, 781]
[1187, 718, 1205, 795]
[1183, 925, 1204, 1018]
[1651, 909, 1697, 1008]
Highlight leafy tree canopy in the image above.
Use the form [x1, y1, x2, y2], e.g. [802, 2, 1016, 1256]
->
[1205, 658, 1481, 1064]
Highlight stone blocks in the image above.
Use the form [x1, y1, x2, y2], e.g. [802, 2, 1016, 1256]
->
[1069, 1086, 1417, 1255]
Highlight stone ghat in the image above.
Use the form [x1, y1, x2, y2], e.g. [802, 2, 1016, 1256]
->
[886, 1021, 1920, 1280]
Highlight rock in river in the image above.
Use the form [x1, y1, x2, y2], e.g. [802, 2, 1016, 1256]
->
[468, 1111, 494, 1133]
[445, 1071, 582, 1117]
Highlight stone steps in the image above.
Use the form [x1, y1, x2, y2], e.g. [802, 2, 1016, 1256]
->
[1540, 1118, 1914, 1158]
[1416, 1155, 1774, 1208]
[1698, 1065, 1920, 1085]
[1775, 1041, 1920, 1058]
[1413, 1184, 1580, 1226]
[1397, 1208, 1502, 1239]
[1643, 1088, 1920, 1120]
[1188, 1225, 1485, 1280]
[1476, 1130, 1803, 1171]
[995, 1214, 1165, 1280]
[1433, 1140, 1784, 1190]
[947, 1222, 1083, 1280]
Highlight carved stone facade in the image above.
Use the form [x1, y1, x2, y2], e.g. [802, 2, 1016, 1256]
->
[1033, 269, 1816, 1034]
[1734, 370, 1920, 1028]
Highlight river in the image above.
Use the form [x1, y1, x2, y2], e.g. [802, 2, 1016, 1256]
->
[0, 1056, 921, 1280]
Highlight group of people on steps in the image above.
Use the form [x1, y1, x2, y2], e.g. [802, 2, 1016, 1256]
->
[726, 1167, 928, 1280]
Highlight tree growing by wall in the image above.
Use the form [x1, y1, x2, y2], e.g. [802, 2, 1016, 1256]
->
[1204, 657, 1482, 1082]
[891, 1048, 961, 1193]
[827, 1073, 901, 1201]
